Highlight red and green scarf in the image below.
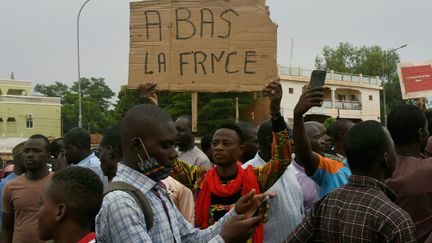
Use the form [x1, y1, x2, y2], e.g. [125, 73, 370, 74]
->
[196, 163, 263, 243]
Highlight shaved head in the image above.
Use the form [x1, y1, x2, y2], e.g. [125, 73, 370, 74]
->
[121, 104, 173, 144]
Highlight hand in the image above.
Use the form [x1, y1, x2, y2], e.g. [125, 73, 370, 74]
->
[262, 80, 282, 114]
[138, 82, 158, 106]
[293, 87, 324, 117]
[234, 189, 276, 219]
[220, 214, 262, 243]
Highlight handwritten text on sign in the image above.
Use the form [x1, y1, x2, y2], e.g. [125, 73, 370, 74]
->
[128, 0, 277, 92]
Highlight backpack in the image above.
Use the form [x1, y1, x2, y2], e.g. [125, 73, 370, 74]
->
[103, 181, 154, 231]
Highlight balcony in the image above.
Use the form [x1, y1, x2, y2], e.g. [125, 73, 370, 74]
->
[335, 100, 362, 110]
[279, 66, 380, 86]
[0, 95, 60, 105]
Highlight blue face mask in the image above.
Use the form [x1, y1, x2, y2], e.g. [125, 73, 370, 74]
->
[134, 137, 172, 181]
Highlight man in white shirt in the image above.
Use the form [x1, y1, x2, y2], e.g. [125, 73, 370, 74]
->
[243, 120, 304, 243]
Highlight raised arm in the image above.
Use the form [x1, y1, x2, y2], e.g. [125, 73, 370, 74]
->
[256, 80, 292, 192]
[293, 87, 324, 176]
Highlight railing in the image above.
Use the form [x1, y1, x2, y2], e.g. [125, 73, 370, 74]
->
[334, 100, 362, 110]
[278, 66, 379, 86]
[0, 95, 60, 104]
[322, 100, 333, 108]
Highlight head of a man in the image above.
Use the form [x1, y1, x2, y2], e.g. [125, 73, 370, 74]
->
[23, 134, 50, 172]
[212, 123, 244, 167]
[237, 121, 258, 163]
[344, 120, 396, 180]
[175, 115, 194, 152]
[12, 141, 27, 174]
[99, 126, 122, 181]
[121, 104, 177, 181]
[38, 167, 103, 241]
[387, 104, 429, 153]
[200, 134, 213, 162]
[326, 119, 355, 156]
[304, 121, 326, 153]
[64, 127, 91, 165]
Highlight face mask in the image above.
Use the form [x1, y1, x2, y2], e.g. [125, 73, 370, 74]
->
[134, 137, 172, 181]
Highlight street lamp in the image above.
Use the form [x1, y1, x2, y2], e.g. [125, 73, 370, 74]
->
[382, 44, 407, 126]
[77, 0, 91, 128]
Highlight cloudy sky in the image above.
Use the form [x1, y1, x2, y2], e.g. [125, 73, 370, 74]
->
[1, 0, 431, 97]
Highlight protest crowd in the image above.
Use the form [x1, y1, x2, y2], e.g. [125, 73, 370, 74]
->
[0, 78, 431, 243]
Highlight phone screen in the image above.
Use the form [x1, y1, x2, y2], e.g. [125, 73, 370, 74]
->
[309, 70, 327, 88]
[253, 196, 270, 217]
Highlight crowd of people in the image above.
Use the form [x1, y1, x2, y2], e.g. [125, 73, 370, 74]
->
[0, 79, 431, 243]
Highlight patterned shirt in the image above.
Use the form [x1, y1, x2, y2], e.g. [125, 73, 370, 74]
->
[286, 175, 417, 243]
[96, 164, 232, 243]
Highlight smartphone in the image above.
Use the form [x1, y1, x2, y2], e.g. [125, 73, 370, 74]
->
[309, 70, 327, 88]
[253, 195, 270, 217]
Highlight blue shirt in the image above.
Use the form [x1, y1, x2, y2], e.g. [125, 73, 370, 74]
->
[96, 163, 233, 243]
[311, 154, 351, 197]
[74, 152, 107, 185]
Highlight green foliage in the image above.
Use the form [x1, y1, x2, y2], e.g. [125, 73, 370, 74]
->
[34, 82, 69, 103]
[316, 42, 410, 123]
[35, 78, 115, 134]
[113, 90, 254, 136]
[323, 117, 337, 129]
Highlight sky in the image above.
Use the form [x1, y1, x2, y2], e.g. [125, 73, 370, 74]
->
[1, 0, 431, 98]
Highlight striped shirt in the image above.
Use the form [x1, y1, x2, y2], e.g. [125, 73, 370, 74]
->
[96, 164, 232, 243]
[286, 175, 417, 243]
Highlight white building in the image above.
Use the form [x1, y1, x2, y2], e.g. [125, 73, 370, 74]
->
[278, 66, 382, 123]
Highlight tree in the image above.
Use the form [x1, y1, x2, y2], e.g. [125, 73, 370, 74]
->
[315, 42, 410, 122]
[113, 89, 254, 136]
[34, 82, 69, 102]
[35, 78, 115, 134]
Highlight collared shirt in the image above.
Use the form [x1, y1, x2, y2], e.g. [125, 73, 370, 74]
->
[74, 152, 107, 184]
[178, 146, 213, 170]
[96, 163, 233, 243]
[290, 160, 319, 213]
[286, 175, 417, 243]
[242, 152, 266, 168]
[386, 155, 432, 242]
[311, 154, 351, 197]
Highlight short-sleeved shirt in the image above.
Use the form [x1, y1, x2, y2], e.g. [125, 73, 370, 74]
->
[2, 173, 52, 243]
[385, 155, 432, 242]
[0, 172, 17, 225]
[178, 146, 213, 170]
[311, 154, 351, 197]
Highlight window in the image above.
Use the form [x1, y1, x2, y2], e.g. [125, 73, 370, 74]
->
[369, 95, 373, 101]
[7, 117, 17, 134]
[288, 88, 294, 94]
[26, 114, 34, 129]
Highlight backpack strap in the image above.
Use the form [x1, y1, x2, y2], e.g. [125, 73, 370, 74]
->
[104, 181, 154, 231]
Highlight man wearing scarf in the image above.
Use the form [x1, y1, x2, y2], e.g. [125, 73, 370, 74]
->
[193, 80, 292, 243]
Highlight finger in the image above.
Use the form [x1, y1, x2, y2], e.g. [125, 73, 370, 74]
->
[234, 214, 246, 221]
[241, 215, 262, 226]
[265, 192, 277, 198]
[241, 189, 256, 205]
[308, 86, 324, 92]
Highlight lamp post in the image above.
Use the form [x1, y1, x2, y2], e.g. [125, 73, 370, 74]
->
[382, 44, 407, 126]
[77, 0, 91, 128]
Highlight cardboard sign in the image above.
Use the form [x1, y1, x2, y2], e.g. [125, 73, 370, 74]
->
[128, 0, 277, 92]
[397, 61, 432, 99]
